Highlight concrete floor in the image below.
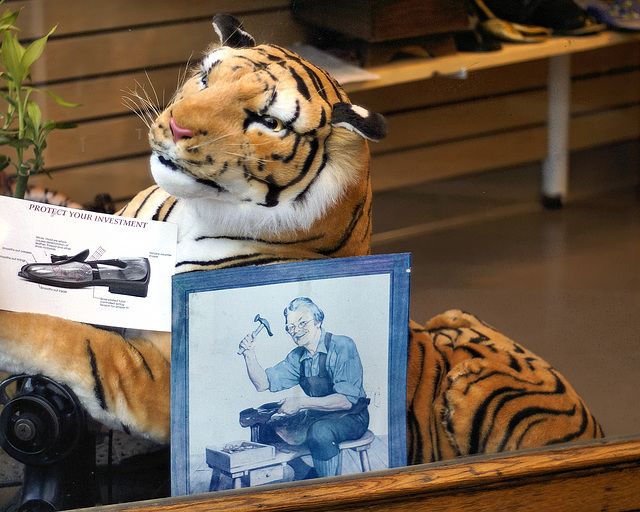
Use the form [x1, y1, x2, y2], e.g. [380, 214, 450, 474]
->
[372, 140, 640, 439]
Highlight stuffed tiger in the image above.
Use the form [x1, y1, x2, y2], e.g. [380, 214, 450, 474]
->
[406, 312, 603, 463]
[0, 14, 603, 466]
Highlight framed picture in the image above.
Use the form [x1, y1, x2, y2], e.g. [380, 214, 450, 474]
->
[171, 253, 411, 496]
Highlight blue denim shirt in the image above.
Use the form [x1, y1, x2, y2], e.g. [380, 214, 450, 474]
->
[265, 329, 366, 404]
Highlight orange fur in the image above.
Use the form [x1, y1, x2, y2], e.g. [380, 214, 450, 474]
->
[0, 311, 170, 440]
[407, 310, 604, 463]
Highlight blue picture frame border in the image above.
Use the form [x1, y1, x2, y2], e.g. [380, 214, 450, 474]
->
[171, 253, 411, 496]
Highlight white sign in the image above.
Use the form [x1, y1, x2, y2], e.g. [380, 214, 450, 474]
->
[0, 195, 177, 331]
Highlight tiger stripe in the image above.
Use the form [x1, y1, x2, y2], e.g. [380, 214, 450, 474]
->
[86, 339, 107, 410]
[117, 186, 177, 221]
[407, 310, 604, 464]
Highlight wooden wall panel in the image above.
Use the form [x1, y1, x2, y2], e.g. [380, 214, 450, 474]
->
[370, 127, 548, 191]
[348, 60, 550, 114]
[571, 104, 640, 149]
[44, 117, 150, 169]
[12, 0, 291, 38]
[41, 68, 186, 123]
[572, 40, 640, 75]
[28, 157, 154, 206]
[29, 11, 304, 83]
[373, 90, 549, 155]
[573, 70, 640, 113]
[370, 103, 639, 193]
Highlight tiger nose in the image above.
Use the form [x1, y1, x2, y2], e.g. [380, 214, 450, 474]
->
[170, 117, 194, 143]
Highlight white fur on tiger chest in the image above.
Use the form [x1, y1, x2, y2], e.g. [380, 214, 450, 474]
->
[167, 198, 307, 272]
[152, 153, 360, 252]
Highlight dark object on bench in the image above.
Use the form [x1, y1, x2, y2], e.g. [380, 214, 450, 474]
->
[292, 0, 474, 65]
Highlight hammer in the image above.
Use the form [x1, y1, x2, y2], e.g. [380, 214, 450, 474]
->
[237, 314, 273, 355]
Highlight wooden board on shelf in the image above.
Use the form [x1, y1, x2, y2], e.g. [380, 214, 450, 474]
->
[344, 31, 640, 93]
[13, 0, 292, 39]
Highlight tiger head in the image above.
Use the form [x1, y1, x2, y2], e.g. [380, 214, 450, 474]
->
[147, 14, 386, 244]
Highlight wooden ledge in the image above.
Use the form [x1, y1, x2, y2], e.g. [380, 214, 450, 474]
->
[344, 31, 640, 92]
[100, 436, 640, 512]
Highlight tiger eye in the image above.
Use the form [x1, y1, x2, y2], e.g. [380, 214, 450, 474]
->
[262, 117, 283, 131]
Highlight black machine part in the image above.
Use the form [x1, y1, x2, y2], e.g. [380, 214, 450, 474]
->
[0, 374, 97, 511]
[0, 375, 86, 466]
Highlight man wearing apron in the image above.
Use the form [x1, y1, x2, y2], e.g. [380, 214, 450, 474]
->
[240, 297, 369, 478]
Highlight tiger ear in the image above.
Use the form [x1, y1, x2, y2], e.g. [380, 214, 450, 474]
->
[212, 14, 256, 48]
[331, 102, 387, 142]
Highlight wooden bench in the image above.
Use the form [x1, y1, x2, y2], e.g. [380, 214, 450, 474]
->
[206, 430, 375, 490]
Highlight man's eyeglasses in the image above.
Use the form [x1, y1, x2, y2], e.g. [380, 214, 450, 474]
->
[285, 319, 313, 334]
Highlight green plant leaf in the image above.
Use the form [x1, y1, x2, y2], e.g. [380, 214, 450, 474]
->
[40, 119, 56, 130]
[8, 137, 32, 148]
[45, 89, 81, 108]
[0, 8, 21, 33]
[25, 100, 41, 129]
[0, 2, 78, 192]
[20, 25, 56, 72]
[1, 31, 25, 81]
[37, 123, 55, 143]
[0, 92, 17, 109]
[24, 100, 41, 141]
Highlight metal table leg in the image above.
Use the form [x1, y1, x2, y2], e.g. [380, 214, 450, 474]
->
[541, 53, 572, 208]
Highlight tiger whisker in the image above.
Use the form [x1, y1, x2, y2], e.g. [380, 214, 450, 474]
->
[221, 25, 247, 47]
[267, 78, 281, 107]
[122, 95, 154, 130]
[131, 77, 162, 113]
[222, 151, 269, 164]
[122, 78, 163, 130]
[126, 91, 157, 121]
[222, 141, 271, 147]
[170, 53, 196, 105]
[190, 132, 242, 149]
[143, 71, 163, 114]
[309, 84, 331, 100]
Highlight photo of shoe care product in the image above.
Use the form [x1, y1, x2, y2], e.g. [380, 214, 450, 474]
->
[18, 249, 151, 298]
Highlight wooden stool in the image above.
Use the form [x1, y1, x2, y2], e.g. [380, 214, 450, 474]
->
[337, 429, 375, 475]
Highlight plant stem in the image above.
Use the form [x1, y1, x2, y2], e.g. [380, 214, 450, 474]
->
[12, 82, 27, 199]
[13, 164, 29, 199]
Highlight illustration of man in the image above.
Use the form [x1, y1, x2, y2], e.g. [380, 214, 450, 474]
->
[239, 297, 369, 478]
